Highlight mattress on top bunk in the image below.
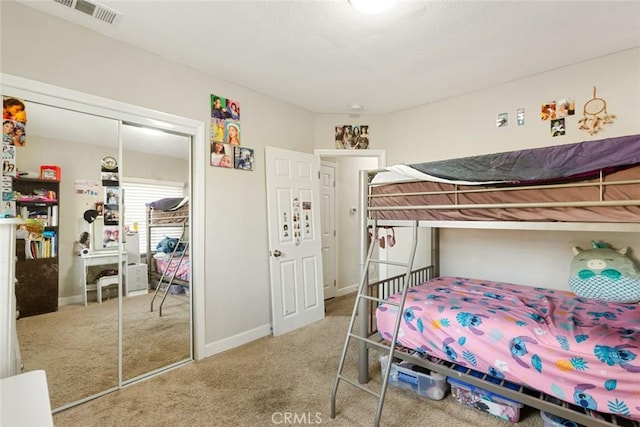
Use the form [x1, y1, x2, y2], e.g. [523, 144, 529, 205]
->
[370, 163, 640, 222]
[154, 255, 189, 282]
[376, 276, 640, 421]
[146, 197, 189, 224]
[374, 134, 640, 185]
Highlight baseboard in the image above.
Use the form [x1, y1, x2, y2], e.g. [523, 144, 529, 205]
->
[202, 323, 271, 358]
[336, 284, 358, 297]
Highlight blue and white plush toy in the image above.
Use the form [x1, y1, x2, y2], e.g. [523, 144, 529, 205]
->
[569, 241, 640, 303]
[156, 236, 185, 254]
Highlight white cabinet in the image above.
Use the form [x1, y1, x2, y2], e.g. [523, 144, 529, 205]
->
[0, 219, 23, 379]
[126, 263, 148, 295]
[0, 370, 53, 426]
[125, 232, 140, 264]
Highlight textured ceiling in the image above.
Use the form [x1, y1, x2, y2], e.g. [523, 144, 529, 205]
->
[15, 0, 640, 114]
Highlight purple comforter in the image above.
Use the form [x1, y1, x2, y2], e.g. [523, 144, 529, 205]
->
[409, 134, 640, 183]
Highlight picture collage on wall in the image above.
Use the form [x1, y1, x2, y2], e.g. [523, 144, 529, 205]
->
[1, 95, 27, 217]
[210, 93, 254, 171]
[496, 97, 575, 138]
[541, 98, 574, 138]
[335, 125, 369, 149]
[100, 156, 119, 226]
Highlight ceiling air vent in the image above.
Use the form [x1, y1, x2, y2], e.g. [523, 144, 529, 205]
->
[53, 0, 122, 25]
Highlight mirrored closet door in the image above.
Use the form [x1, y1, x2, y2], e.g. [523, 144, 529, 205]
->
[9, 98, 194, 411]
[13, 102, 121, 409]
[120, 123, 192, 382]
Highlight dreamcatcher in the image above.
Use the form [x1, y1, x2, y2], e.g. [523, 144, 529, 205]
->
[578, 86, 615, 135]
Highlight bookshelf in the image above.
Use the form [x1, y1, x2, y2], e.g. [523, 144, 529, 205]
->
[13, 178, 59, 318]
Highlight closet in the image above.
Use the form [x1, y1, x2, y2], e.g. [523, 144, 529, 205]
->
[1, 74, 200, 412]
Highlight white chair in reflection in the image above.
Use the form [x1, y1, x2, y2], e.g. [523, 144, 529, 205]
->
[97, 275, 119, 303]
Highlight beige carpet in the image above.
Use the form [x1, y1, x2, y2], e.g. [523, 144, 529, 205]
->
[16, 292, 189, 409]
[52, 303, 545, 427]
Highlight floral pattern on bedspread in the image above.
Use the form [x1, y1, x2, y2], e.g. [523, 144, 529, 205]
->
[155, 257, 189, 282]
[376, 276, 640, 421]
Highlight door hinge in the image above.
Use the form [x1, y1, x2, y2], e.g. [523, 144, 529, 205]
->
[334, 279, 336, 287]
[318, 171, 320, 179]
[333, 230, 336, 237]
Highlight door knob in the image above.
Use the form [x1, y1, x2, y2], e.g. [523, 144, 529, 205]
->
[272, 249, 282, 257]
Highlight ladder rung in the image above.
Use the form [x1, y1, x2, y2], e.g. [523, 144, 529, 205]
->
[369, 259, 409, 268]
[347, 333, 391, 352]
[337, 375, 380, 398]
[357, 294, 400, 307]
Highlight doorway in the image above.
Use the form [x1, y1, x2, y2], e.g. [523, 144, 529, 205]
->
[320, 161, 337, 299]
[314, 149, 385, 300]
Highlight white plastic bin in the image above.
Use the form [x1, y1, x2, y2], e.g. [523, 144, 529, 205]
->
[447, 376, 524, 422]
[379, 355, 448, 400]
[541, 410, 579, 427]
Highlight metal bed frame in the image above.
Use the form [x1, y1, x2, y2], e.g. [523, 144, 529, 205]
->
[146, 208, 190, 317]
[331, 169, 640, 427]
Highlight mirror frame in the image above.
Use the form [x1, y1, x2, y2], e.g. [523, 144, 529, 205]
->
[1, 72, 206, 407]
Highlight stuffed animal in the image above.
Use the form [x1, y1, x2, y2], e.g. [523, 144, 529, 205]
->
[569, 241, 640, 303]
[156, 236, 185, 254]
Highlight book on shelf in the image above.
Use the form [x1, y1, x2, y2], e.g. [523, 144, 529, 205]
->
[24, 231, 57, 259]
[19, 205, 58, 227]
[51, 205, 58, 227]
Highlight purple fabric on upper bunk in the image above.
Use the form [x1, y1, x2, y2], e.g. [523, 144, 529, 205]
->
[146, 197, 185, 211]
[409, 134, 640, 183]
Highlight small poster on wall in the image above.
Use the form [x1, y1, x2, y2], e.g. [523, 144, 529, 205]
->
[104, 186, 120, 205]
[496, 112, 508, 127]
[74, 179, 100, 196]
[210, 142, 233, 168]
[234, 146, 254, 171]
[3, 96, 27, 147]
[102, 225, 120, 248]
[551, 118, 566, 137]
[104, 204, 119, 225]
[335, 125, 369, 149]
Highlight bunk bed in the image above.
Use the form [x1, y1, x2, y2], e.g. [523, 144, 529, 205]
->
[331, 134, 640, 427]
[146, 197, 190, 316]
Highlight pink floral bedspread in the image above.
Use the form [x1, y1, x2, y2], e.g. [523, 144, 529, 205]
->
[376, 276, 640, 421]
[155, 256, 189, 282]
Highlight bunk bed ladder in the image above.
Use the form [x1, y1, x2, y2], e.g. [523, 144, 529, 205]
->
[150, 228, 189, 316]
[331, 220, 419, 427]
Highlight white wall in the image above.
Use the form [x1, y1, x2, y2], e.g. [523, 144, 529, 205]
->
[0, 1, 314, 347]
[383, 48, 640, 289]
[385, 48, 640, 164]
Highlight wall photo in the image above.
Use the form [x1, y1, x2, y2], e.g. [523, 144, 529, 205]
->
[102, 225, 120, 248]
[210, 141, 233, 168]
[3, 96, 28, 147]
[234, 146, 254, 171]
[335, 125, 369, 149]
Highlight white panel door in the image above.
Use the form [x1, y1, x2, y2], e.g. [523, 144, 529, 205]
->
[320, 162, 337, 299]
[265, 147, 325, 336]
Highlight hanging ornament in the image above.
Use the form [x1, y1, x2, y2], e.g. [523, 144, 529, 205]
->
[578, 86, 616, 135]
